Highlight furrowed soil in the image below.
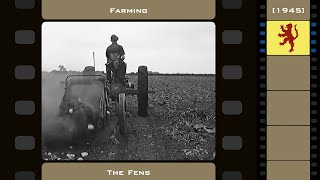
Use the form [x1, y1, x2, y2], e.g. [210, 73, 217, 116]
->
[42, 73, 215, 161]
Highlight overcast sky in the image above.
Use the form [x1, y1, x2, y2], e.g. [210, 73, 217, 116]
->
[42, 22, 215, 74]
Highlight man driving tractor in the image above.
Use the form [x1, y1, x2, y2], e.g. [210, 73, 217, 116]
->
[106, 34, 127, 86]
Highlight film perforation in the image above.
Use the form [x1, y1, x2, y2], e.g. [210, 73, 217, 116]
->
[15, 30, 36, 44]
[310, 0, 319, 179]
[257, 0, 266, 179]
[15, 0, 36, 10]
[15, 136, 36, 150]
[15, 171, 36, 180]
[15, 65, 36, 80]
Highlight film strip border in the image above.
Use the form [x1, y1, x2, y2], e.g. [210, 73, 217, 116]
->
[10, 1, 259, 180]
[11, 1, 42, 180]
[310, 0, 319, 179]
[257, 1, 266, 179]
[257, 1, 320, 180]
[215, 0, 257, 180]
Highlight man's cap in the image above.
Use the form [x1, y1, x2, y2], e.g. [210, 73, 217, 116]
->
[111, 34, 119, 42]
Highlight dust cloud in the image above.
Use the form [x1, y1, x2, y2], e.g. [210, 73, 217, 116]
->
[42, 73, 75, 144]
[42, 72, 105, 146]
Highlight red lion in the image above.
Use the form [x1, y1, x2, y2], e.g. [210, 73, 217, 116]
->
[278, 23, 298, 53]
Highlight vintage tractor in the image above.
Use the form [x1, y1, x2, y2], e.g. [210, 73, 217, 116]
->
[57, 64, 150, 140]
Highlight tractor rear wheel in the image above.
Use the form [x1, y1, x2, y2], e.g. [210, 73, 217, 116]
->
[118, 93, 127, 135]
[138, 66, 148, 117]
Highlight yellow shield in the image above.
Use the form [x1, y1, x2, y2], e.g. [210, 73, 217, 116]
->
[267, 21, 310, 55]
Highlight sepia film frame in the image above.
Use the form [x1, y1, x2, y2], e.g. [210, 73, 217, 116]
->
[10, 1, 318, 180]
[259, 0, 319, 180]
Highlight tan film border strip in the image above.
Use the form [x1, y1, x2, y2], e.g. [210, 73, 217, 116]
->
[10, 1, 260, 180]
[260, 0, 320, 180]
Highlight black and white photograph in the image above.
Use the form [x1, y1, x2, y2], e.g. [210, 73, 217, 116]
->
[42, 22, 216, 161]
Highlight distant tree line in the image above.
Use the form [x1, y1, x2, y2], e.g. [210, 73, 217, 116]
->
[48, 70, 81, 74]
[127, 71, 215, 76]
[45, 65, 215, 76]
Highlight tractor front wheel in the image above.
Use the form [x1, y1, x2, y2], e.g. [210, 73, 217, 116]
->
[118, 93, 127, 135]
